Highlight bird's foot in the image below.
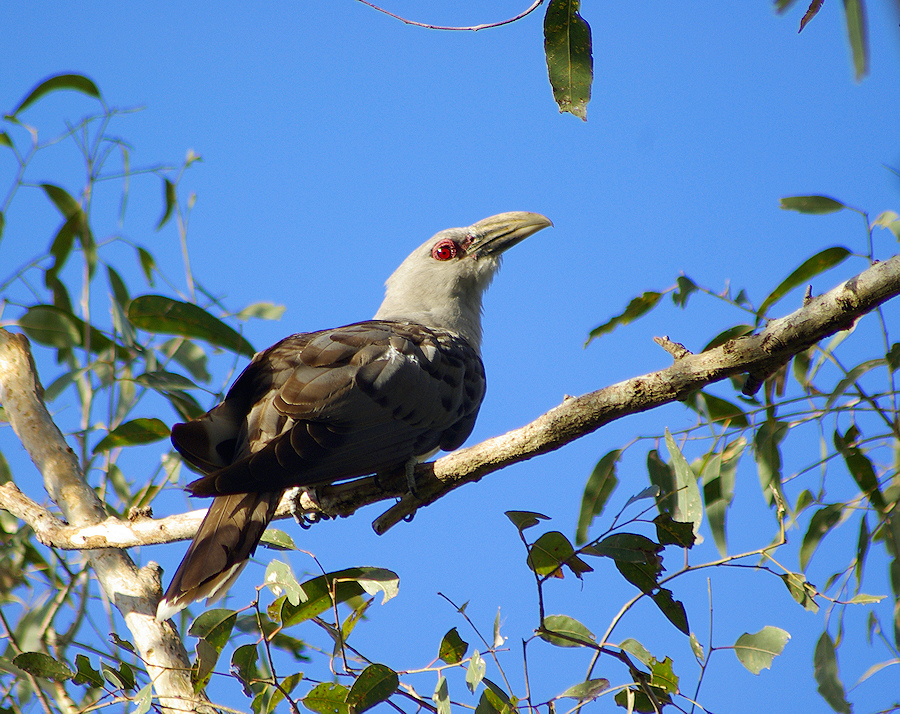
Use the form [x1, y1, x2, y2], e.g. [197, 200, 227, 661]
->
[284, 486, 331, 529]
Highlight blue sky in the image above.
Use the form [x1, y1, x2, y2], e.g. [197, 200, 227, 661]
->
[3, 2, 900, 712]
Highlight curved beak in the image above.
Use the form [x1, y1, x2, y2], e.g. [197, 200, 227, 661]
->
[467, 212, 553, 258]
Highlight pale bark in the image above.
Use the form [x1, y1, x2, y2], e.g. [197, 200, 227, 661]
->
[0, 332, 216, 714]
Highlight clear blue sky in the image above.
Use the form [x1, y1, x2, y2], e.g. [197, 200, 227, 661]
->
[3, 2, 900, 712]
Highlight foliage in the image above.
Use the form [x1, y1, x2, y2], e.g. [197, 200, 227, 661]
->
[357, 0, 872, 120]
[1, 77, 898, 714]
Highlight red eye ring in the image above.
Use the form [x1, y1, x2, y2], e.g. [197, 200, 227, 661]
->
[431, 239, 459, 261]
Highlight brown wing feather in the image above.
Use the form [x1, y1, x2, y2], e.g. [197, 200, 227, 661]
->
[159, 320, 485, 619]
[182, 321, 485, 496]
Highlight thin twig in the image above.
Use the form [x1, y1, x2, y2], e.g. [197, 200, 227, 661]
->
[355, 0, 545, 31]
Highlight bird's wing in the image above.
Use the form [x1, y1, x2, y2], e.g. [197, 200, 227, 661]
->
[173, 320, 485, 497]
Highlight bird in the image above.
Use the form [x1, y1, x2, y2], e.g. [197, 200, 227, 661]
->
[156, 211, 552, 621]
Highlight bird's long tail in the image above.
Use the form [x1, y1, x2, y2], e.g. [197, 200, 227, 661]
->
[156, 490, 282, 621]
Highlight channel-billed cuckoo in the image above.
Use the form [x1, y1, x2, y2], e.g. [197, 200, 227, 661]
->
[156, 211, 552, 621]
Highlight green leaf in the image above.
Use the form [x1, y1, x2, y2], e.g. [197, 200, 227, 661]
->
[651, 588, 689, 635]
[619, 638, 653, 665]
[587, 291, 663, 343]
[813, 631, 852, 713]
[354, 567, 400, 604]
[18, 304, 81, 351]
[690, 633, 705, 662]
[664, 429, 703, 534]
[127, 295, 255, 357]
[18, 305, 127, 358]
[41, 183, 81, 218]
[779, 572, 819, 613]
[432, 676, 450, 714]
[191, 638, 218, 693]
[614, 687, 672, 712]
[132, 684, 153, 714]
[558, 678, 610, 701]
[73, 654, 103, 688]
[134, 370, 198, 392]
[800, 504, 844, 571]
[527, 531, 592, 578]
[156, 178, 177, 230]
[575, 449, 621, 545]
[647, 449, 675, 515]
[93, 418, 170, 453]
[303, 682, 351, 714]
[107, 266, 131, 309]
[539, 614, 596, 648]
[753, 420, 788, 507]
[12, 652, 75, 682]
[700, 439, 742, 556]
[47, 214, 78, 285]
[162, 338, 211, 382]
[583, 532, 663, 564]
[259, 528, 297, 550]
[653, 513, 696, 548]
[466, 650, 486, 693]
[733, 626, 790, 674]
[872, 211, 900, 241]
[236, 302, 287, 321]
[834, 425, 886, 511]
[274, 567, 396, 626]
[188, 609, 237, 652]
[136, 246, 156, 285]
[649, 656, 679, 694]
[264, 559, 303, 606]
[825, 358, 886, 412]
[847, 593, 885, 604]
[855, 514, 869, 587]
[230, 643, 260, 691]
[504, 510, 550, 531]
[615, 558, 663, 594]
[0, 132, 12, 148]
[543, 0, 593, 121]
[757, 246, 851, 318]
[843, 0, 868, 80]
[702, 324, 754, 352]
[346, 664, 398, 713]
[11, 73, 101, 116]
[779, 195, 846, 214]
[689, 391, 749, 428]
[672, 275, 698, 308]
[438, 628, 468, 665]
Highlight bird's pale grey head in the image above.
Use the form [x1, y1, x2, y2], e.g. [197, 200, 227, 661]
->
[374, 211, 552, 351]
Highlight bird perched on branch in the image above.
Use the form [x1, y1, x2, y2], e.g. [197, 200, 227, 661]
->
[156, 211, 552, 621]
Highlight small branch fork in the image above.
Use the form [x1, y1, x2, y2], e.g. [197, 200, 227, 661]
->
[0, 332, 216, 714]
[3, 253, 899, 554]
[354, 0, 545, 31]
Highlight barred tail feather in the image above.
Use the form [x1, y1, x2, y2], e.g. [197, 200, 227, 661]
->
[156, 490, 282, 621]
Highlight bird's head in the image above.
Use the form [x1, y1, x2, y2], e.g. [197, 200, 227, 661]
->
[374, 211, 552, 351]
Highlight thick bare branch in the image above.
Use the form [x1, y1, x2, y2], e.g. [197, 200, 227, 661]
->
[373, 252, 900, 530]
[9, 254, 899, 551]
[0, 332, 215, 714]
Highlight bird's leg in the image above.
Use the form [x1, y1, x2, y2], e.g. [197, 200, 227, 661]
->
[404, 456, 420, 499]
[285, 486, 330, 528]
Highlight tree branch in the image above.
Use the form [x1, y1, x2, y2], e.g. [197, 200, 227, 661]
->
[6, 254, 898, 552]
[0, 331, 216, 714]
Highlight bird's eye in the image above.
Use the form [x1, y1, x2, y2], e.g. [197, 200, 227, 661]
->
[431, 239, 459, 261]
